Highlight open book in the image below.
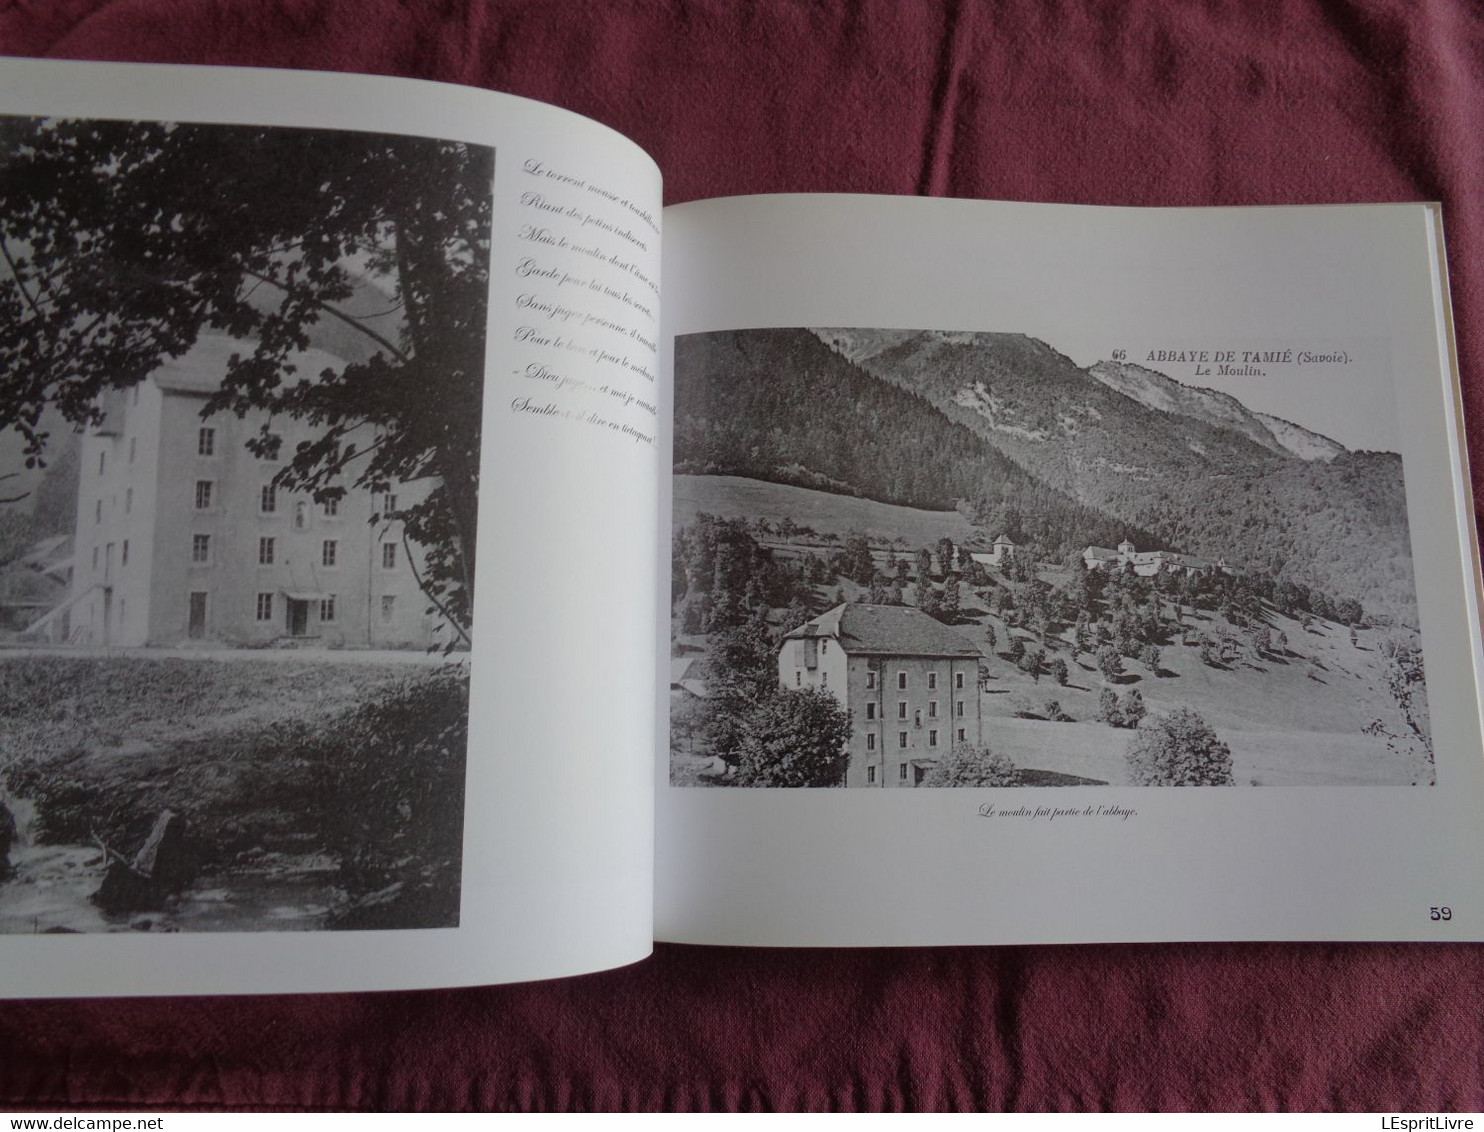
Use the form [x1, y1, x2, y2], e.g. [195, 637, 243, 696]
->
[0, 59, 1479, 999]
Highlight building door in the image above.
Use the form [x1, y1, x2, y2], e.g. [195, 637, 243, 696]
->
[188, 592, 208, 639]
[287, 599, 309, 637]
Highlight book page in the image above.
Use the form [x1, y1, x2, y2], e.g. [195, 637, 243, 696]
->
[655, 194, 1483, 945]
[0, 60, 661, 996]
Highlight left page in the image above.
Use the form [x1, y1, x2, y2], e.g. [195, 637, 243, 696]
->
[0, 59, 663, 996]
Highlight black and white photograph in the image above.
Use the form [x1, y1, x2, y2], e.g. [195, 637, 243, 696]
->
[670, 327, 1432, 790]
[0, 117, 491, 932]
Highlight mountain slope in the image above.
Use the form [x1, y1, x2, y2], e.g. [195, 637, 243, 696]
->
[813, 328, 1418, 623]
[673, 328, 1159, 556]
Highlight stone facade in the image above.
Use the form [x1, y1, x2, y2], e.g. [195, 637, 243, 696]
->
[64, 336, 447, 649]
[779, 604, 984, 788]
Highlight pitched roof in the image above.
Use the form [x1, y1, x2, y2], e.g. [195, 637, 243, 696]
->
[150, 335, 350, 396]
[782, 603, 981, 658]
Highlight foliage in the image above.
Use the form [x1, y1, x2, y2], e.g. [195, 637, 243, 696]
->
[1364, 646, 1434, 785]
[1097, 687, 1122, 727]
[919, 742, 1018, 787]
[1095, 644, 1124, 682]
[306, 666, 469, 928]
[1125, 707, 1233, 786]
[703, 614, 779, 767]
[734, 687, 851, 787]
[0, 119, 492, 637]
[1050, 657, 1069, 686]
[1120, 689, 1146, 728]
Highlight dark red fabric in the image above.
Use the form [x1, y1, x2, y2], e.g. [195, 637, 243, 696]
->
[1, 0, 1481, 1112]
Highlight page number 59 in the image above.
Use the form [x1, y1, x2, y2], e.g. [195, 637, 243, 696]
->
[1429, 906, 1453, 921]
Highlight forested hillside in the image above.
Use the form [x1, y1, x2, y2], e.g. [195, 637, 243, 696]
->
[817, 328, 1419, 625]
[673, 328, 1158, 558]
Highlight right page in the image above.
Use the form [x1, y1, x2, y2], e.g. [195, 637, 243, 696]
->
[655, 195, 1483, 945]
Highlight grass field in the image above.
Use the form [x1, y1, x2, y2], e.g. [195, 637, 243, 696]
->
[674, 474, 977, 548]
[669, 473, 1430, 788]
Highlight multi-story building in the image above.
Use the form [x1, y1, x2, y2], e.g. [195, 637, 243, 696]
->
[61, 334, 448, 649]
[778, 603, 984, 788]
[1082, 538, 1235, 578]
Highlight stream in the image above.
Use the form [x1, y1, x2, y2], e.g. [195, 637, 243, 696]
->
[0, 787, 346, 934]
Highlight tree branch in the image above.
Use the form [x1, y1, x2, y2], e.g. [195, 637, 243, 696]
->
[401, 529, 470, 648]
[0, 235, 43, 318]
[240, 266, 410, 364]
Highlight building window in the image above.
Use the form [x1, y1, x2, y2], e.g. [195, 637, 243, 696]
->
[191, 534, 210, 564]
[257, 433, 281, 460]
[322, 496, 340, 518]
[122, 539, 129, 566]
[129, 436, 137, 463]
[320, 594, 337, 623]
[867, 734, 876, 751]
[899, 762, 908, 780]
[867, 765, 876, 783]
[928, 672, 937, 690]
[260, 484, 277, 514]
[198, 427, 215, 457]
[898, 701, 907, 720]
[866, 671, 877, 689]
[380, 595, 396, 624]
[898, 731, 908, 749]
[956, 672, 965, 690]
[258, 537, 275, 565]
[820, 639, 828, 655]
[255, 593, 273, 622]
[821, 671, 828, 688]
[322, 540, 338, 568]
[294, 501, 309, 530]
[94, 499, 102, 524]
[957, 728, 966, 743]
[929, 729, 939, 747]
[929, 700, 938, 718]
[866, 702, 876, 720]
[381, 492, 397, 515]
[381, 543, 397, 570]
[98, 451, 105, 476]
[897, 672, 907, 690]
[795, 670, 801, 686]
[956, 700, 965, 717]
[194, 480, 213, 509]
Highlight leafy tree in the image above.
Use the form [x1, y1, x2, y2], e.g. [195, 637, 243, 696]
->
[918, 582, 942, 618]
[1139, 643, 1161, 673]
[1251, 626, 1272, 656]
[704, 615, 779, 768]
[984, 621, 997, 653]
[0, 118, 492, 639]
[1007, 636, 1026, 664]
[1096, 644, 1124, 683]
[836, 533, 873, 584]
[1097, 687, 1122, 727]
[1125, 707, 1233, 786]
[918, 743, 1017, 787]
[1120, 689, 1146, 728]
[915, 547, 933, 583]
[936, 537, 955, 577]
[1050, 658, 1069, 686]
[942, 574, 960, 617]
[1020, 646, 1046, 682]
[734, 688, 851, 787]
